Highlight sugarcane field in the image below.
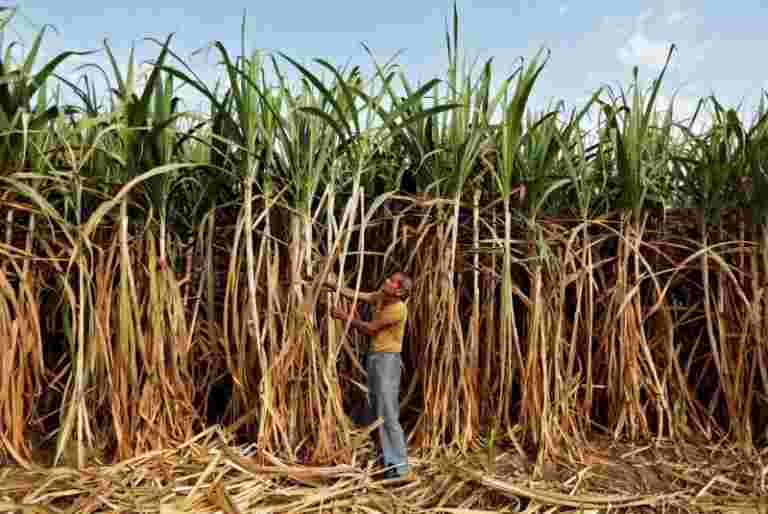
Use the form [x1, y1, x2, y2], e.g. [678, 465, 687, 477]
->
[0, 2, 766, 513]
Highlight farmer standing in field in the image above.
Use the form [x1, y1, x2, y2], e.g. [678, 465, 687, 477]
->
[325, 272, 414, 480]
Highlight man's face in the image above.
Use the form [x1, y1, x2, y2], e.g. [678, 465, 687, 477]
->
[382, 274, 403, 297]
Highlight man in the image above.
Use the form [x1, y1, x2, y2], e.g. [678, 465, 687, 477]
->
[326, 272, 414, 480]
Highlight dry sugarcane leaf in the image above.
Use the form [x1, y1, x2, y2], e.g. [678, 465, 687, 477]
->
[208, 480, 243, 514]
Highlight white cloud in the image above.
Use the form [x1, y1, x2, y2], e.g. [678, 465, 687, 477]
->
[614, 6, 704, 70]
[659, 94, 701, 120]
[637, 8, 655, 25]
[617, 32, 673, 69]
[661, 0, 694, 25]
[614, 5, 712, 73]
[666, 10, 690, 24]
[559, 5, 568, 16]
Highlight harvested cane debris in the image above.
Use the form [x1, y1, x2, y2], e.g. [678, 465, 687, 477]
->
[0, 427, 765, 513]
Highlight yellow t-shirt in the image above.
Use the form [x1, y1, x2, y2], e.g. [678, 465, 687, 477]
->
[371, 300, 408, 353]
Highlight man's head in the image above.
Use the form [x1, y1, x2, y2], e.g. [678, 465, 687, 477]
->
[382, 272, 413, 300]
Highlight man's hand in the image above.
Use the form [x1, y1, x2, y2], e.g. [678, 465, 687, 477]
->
[331, 305, 347, 320]
[331, 303, 356, 321]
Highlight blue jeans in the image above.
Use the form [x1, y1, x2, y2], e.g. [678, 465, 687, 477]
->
[367, 352, 410, 477]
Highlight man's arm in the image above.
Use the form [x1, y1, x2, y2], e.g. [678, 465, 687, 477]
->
[323, 282, 380, 304]
[331, 305, 398, 336]
[345, 317, 399, 337]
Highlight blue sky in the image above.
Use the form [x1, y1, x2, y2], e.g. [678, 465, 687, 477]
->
[9, 0, 768, 123]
